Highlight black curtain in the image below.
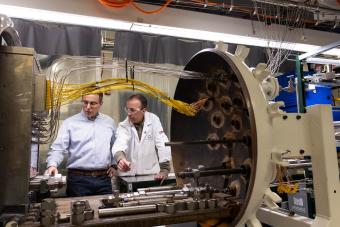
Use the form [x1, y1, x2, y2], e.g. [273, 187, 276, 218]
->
[112, 31, 215, 66]
[112, 30, 295, 71]
[12, 18, 101, 56]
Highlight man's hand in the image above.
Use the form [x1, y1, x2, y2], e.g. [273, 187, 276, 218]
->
[154, 171, 168, 181]
[107, 166, 117, 177]
[117, 158, 131, 172]
[45, 166, 58, 176]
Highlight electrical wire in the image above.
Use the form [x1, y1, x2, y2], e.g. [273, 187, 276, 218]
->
[46, 78, 205, 117]
[276, 164, 299, 194]
[98, 0, 173, 14]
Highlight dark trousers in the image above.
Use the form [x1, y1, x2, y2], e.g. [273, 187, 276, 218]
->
[66, 173, 112, 197]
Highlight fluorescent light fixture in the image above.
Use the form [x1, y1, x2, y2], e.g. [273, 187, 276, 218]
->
[130, 23, 340, 57]
[131, 22, 269, 47]
[0, 4, 132, 30]
[306, 57, 340, 66]
[1, 3, 340, 57]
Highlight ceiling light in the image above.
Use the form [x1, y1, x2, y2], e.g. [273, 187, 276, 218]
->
[0, 4, 132, 30]
[306, 57, 340, 66]
[130, 23, 340, 57]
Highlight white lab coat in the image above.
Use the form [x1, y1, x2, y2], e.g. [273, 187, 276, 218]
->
[112, 111, 171, 176]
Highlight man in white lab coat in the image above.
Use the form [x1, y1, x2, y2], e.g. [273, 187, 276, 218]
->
[112, 94, 171, 180]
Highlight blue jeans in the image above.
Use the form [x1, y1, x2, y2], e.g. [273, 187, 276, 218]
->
[66, 173, 112, 197]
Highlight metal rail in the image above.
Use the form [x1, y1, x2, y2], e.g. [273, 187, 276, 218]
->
[177, 168, 246, 178]
[98, 204, 157, 218]
[165, 139, 244, 146]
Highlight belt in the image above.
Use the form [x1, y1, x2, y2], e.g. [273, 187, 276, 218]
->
[68, 168, 108, 177]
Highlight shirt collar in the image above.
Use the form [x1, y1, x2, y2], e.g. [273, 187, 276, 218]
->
[81, 110, 100, 121]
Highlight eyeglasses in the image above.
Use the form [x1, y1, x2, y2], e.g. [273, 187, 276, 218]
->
[82, 100, 99, 106]
[124, 107, 142, 114]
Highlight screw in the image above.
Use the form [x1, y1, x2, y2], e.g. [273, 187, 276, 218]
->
[299, 149, 305, 155]
[283, 115, 288, 120]
[296, 115, 301, 120]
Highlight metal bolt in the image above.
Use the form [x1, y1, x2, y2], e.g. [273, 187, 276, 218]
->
[186, 201, 197, 210]
[40, 215, 55, 227]
[174, 201, 186, 211]
[84, 209, 94, 220]
[72, 201, 86, 214]
[157, 203, 166, 212]
[198, 200, 206, 209]
[41, 198, 56, 212]
[165, 204, 175, 214]
[71, 213, 84, 225]
[207, 199, 217, 208]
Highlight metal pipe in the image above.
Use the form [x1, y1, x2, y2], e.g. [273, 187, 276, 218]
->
[124, 194, 173, 202]
[145, 189, 184, 196]
[98, 204, 157, 218]
[299, 40, 340, 60]
[177, 168, 246, 178]
[287, 163, 312, 169]
[165, 139, 244, 146]
[137, 185, 178, 193]
[120, 198, 170, 207]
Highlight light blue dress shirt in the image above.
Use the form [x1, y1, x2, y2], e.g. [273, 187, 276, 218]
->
[46, 111, 116, 170]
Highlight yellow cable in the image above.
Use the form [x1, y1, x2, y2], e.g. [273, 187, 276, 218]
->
[46, 78, 203, 117]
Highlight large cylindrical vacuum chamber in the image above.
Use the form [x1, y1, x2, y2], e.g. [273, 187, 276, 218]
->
[171, 48, 274, 226]
[0, 46, 34, 214]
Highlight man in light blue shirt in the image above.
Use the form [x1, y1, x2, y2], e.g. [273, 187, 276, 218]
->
[46, 93, 116, 197]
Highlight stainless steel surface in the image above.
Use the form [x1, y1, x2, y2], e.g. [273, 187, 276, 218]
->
[120, 198, 170, 207]
[124, 194, 174, 202]
[137, 185, 178, 192]
[287, 163, 312, 169]
[145, 189, 184, 196]
[98, 204, 157, 218]
[0, 46, 34, 212]
[165, 139, 243, 146]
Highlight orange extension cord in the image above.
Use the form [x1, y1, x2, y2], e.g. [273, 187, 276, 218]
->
[98, 0, 173, 14]
[97, 0, 316, 24]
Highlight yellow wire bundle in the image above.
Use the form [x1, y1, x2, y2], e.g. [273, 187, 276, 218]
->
[276, 165, 299, 194]
[46, 78, 202, 117]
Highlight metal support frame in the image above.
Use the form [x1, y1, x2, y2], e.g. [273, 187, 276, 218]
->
[296, 55, 306, 113]
[296, 40, 340, 113]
